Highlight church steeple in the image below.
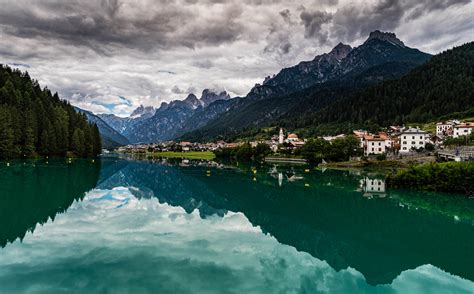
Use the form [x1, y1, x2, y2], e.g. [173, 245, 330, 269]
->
[279, 128, 284, 144]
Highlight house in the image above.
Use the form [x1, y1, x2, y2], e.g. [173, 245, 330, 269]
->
[179, 141, 192, 152]
[378, 132, 393, 149]
[399, 128, 428, 153]
[453, 122, 474, 138]
[388, 126, 405, 136]
[353, 130, 368, 147]
[436, 121, 457, 136]
[363, 134, 386, 156]
[287, 133, 299, 142]
[429, 134, 445, 146]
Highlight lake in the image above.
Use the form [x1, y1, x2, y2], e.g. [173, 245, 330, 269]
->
[0, 157, 473, 293]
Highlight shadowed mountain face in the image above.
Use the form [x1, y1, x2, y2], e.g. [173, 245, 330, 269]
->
[74, 107, 130, 148]
[119, 90, 232, 143]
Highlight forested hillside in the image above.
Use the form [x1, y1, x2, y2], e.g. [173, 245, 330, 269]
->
[180, 31, 432, 142]
[0, 65, 101, 158]
[287, 42, 474, 134]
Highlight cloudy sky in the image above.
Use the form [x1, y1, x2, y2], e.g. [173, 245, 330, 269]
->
[1, 0, 472, 116]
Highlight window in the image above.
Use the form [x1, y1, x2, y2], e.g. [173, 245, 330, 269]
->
[403, 141, 407, 144]
[420, 136, 423, 139]
[403, 136, 406, 139]
[411, 141, 415, 144]
[419, 142, 423, 145]
[371, 148, 374, 151]
[379, 148, 381, 151]
[379, 142, 381, 146]
[403, 147, 407, 150]
[412, 136, 415, 139]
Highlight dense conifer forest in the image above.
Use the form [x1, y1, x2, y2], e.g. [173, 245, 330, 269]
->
[0, 65, 101, 159]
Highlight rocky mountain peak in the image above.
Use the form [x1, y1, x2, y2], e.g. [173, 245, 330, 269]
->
[183, 93, 201, 109]
[200, 89, 231, 106]
[328, 42, 352, 60]
[130, 104, 156, 118]
[366, 30, 405, 47]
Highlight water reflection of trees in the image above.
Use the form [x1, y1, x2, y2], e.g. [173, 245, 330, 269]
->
[0, 160, 101, 247]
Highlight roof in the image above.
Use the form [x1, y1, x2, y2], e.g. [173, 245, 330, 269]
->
[454, 122, 474, 128]
[288, 133, 298, 138]
[401, 128, 427, 134]
[436, 121, 456, 126]
[364, 134, 385, 141]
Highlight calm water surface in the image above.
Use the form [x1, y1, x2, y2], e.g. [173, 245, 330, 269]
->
[0, 157, 473, 293]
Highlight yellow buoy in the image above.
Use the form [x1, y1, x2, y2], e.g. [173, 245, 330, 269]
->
[6, 162, 10, 167]
[305, 169, 310, 173]
[305, 183, 310, 187]
[253, 177, 257, 181]
[92, 159, 95, 163]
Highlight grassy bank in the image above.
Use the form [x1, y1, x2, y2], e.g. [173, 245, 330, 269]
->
[146, 151, 216, 160]
[386, 162, 474, 196]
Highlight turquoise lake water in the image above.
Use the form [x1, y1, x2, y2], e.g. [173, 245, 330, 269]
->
[0, 157, 473, 293]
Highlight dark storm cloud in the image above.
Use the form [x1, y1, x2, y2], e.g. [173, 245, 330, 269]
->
[0, 0, 243, 55]
[330, 0, 472, 43]
[300, 9, 333, 43]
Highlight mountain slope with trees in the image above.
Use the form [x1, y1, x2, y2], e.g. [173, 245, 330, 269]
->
[180, 31, 432, 141]
[75, 107, 130, 149]
[289, 41, 474, 134]
[0, 65, 101, 158]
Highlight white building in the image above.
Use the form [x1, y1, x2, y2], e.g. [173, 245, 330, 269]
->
[363, 134, 386, 156]
[360, 177, 386, 198]
[279, 128, 284, 144]
[436, 121, 457, 136]
[453, 122, 474, 138]
[400, 128, 428, 153]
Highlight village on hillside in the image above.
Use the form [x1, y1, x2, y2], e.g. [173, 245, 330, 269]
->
[118, 120, 474, 162]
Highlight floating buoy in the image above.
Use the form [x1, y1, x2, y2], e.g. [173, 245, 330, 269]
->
[305, 169, 310, 173]
[92, 159, 95, 163]
[305, 183, 310, 187]
[6, 162, 10, 167]
[253, 170, 257, 174]
[253, 177, 257, 181]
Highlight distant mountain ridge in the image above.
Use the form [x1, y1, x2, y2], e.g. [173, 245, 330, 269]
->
[180, 30, 432, 141]
[95, 89, 232, 143]
[74, 107, 130, 148]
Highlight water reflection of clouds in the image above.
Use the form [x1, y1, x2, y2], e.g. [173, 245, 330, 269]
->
[0, 188, 472, 293]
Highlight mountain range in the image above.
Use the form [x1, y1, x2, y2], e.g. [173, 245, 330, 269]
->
[78, 30, 473, 145]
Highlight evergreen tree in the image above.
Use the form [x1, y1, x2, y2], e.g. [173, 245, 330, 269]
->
[0, 65, 101, 158]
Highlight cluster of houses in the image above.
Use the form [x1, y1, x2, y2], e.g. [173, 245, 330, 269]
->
[117, 140, 241, 153]
[117, 120, 473, 158]
[354, 120, 473, 156]
[436, 120, 473, 138]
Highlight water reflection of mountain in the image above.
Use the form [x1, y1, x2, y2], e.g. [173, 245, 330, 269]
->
[97, 159, 228, 218]
[100, 159, 474, 286]
[0, 160, 101, 247]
